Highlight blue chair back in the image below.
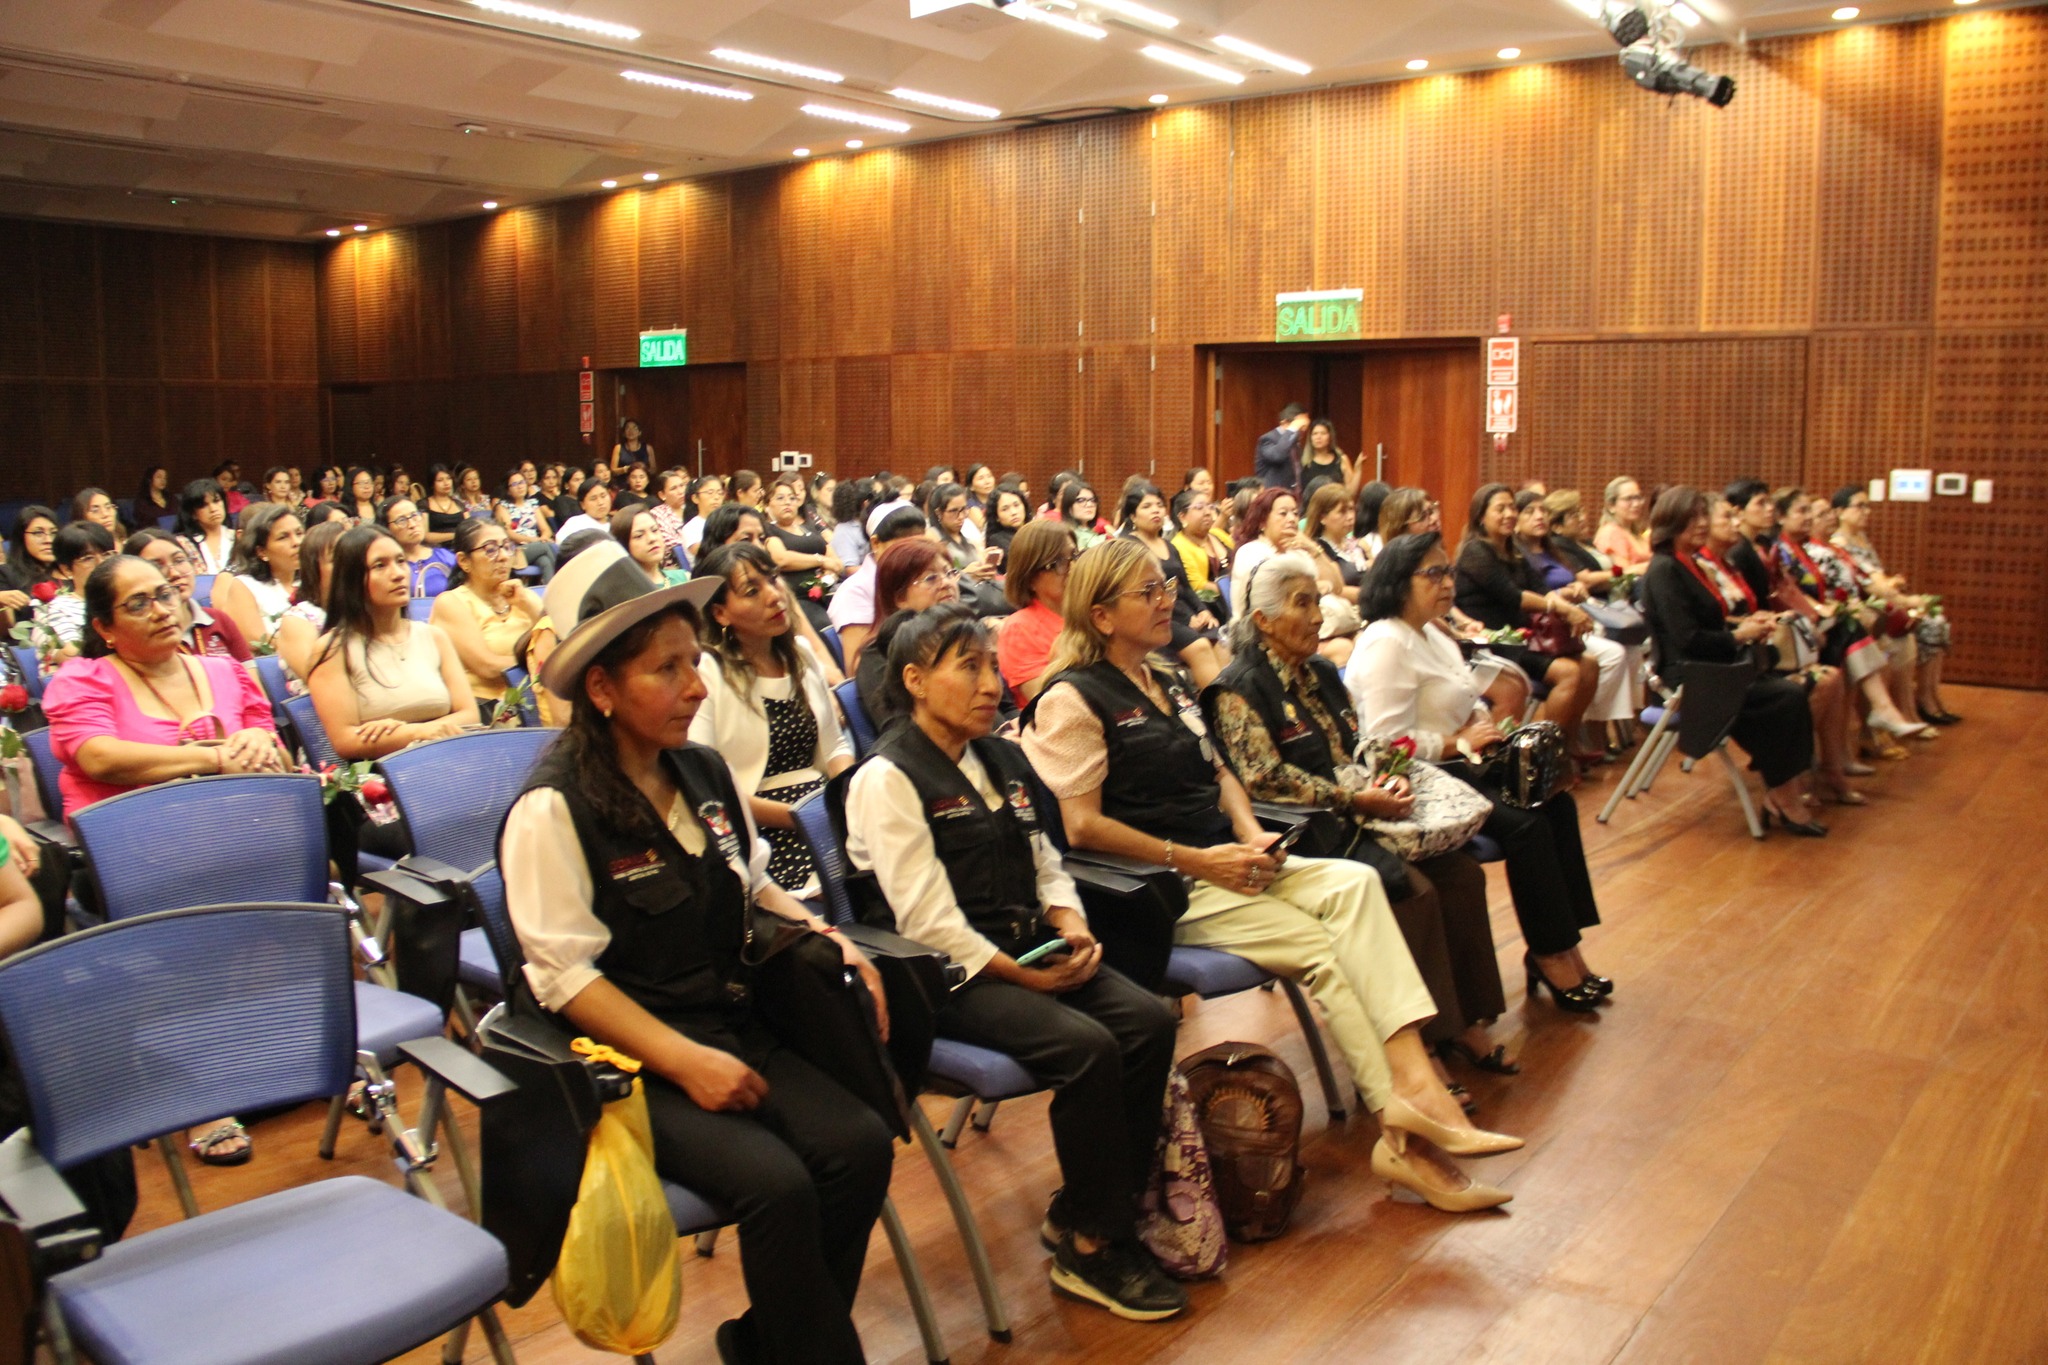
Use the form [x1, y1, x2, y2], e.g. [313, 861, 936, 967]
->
[72, 774, 329, 919]
[8, 647, 41, 700]
[193, 573, 216, 605]
[790, 791, 857, 927]
[405, 597, 436, 623]
[468, 863, 522, 987]
[284, 693, 343, 768]
[834, 679, 877, 757]
[819, 626, 846, 672]
[0, 904, 357, 1167]
[502, 665, 540, 727]
[22, 726, 62, 818]
[255, 654, 293, 709]
[378, 728, 556, 874]
[156, 513, 180, 531]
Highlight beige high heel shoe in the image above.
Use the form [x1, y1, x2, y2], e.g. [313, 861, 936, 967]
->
[1380, 1095, 1523, 1157]
[1372, 1136, 1513, 1213]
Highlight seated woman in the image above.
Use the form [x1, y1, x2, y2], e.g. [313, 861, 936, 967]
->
[430, 519, 544, 718]
[500, 579, 893, 1365]
[28, 522, 115, 672]
[1515, 492, 1634, 752]
[175, 479, 237, 575]
[612, 462, 654, 514]
[852, 538, 968, 732]
[553, 477, 615, 548]
[984, 487, 1031, 565]
[123, 529, 251, 663]
[496, 469, 557, 584]
[1168, 488, 1232, 617]
[420, 465, 465, 547]
[1207, 553, 1512, 1079]
[271, 520, 348, 683]
[1304, 481, 1368, 604]
[613, 506, 690, 590]
[639, 469, 689, 573]
[377, 496, 456, 598]
[1454, 484, 1600, 750]
[998, 520, 1079, 707]
[1229, 487, 1302, 619]
[1639, 488, 1827, 835]
[679, 474, 726, 565]
[70, 488, 127, 545]
[930, 483, 992, 578]
[1593, 476, 1652, 573]
[845, 604, 1186, 1321]
[1057, 482, 1107, 551]
[214, 502, 304, 651]
[829, 478, 873, 573]
[693, 542, 855, 899]
[1118, 483, 1224, 687]
[764, 479, 846, 630]
[1831, 486, 1955, 724]
[1024, 538, 1520, 1214]
[829, 507, 931, 671]
[1350, 533, 1611, 1011]
[0, 505, 59, 629]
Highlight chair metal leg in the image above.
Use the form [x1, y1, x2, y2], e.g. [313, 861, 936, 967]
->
[695, 1228, 719, 1257]
[1716, 745, 1765, 839]
[154, 1136, 201, 1220]
[439, 1101, 483, 1219]
[880, 1196, 950, 1365]
[1602, 710, 1672, 821]
[937, 1095, 975, 1149]
[477, 1306, 517, 1365]
[970, 1099, 999, 1134]
[1278, 978, 1347, 1119]
[910, 1104, 1011, 1342]
[317, 1093, 346, 1160]
[1636, 730, 1680, 795]
[439, 1318, 469, 1365]
[42, 1295, 77, 1365]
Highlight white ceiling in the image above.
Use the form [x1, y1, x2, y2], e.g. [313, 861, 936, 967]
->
[0, 0, 2015, 239]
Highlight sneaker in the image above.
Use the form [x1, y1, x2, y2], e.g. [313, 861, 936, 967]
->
[1049, 1235, 1189, 1321]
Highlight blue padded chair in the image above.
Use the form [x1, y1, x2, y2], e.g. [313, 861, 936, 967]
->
[255, 653, 293, 709]
[0, 904, 516, 1365]
[8, 647, 40, 701]
[19, 726, 69, 844]
[283, 692, 342, 769]
[791, 791, 1015, 1343]
[819, 625, 846, 672]
[192, 572, 215, 605]
[501, 665, 541, 727]
[156, 512, 180, 531]
[405, 597, 436, 623]
[833, 678, 877, 757]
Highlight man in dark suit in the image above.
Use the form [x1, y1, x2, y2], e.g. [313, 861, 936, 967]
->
[1254, 403, 1311, 490]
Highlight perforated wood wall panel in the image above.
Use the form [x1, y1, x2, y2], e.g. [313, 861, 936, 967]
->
[1937, 9, 2048, 329]
[1311, 83, 1406, 336]
[1494, 63, 1601, 334]
[1699, 37, 1822, 332]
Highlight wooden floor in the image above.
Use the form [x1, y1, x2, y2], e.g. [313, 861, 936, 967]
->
[115, 685, 2048, 1365]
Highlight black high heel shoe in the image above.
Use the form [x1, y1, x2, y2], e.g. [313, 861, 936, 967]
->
[1761, 803, 1829, 838]
[1582, 973, 1614, 999]
[1436, 1038, 1522, 1075]
[1524, 953, 1601, 1013]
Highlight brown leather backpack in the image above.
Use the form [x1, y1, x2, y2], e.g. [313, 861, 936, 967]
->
[1179, 1042, 1306, 1242]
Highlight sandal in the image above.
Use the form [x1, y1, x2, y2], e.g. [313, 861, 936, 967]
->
[1437, 1038, 1522, 1076]
[190, 1120, 252, 1167]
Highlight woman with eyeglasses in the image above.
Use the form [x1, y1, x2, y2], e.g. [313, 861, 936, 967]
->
[1057, 483, 1107, 551]
[0, 506, 59, 625]
[377, 496, 456, 598]
[1118, 482, 1225, 687]
[29, 523, 116, 672]
[998, 520, 1080, 707]
[430, 519, 544, 713]
[852, 538, 968, 732]
[496, 469, 557, 584]
[1594, 476, 1652, 572]
[123, 529, 253, 663]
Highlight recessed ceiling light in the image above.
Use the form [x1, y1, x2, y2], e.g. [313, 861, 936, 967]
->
[1211, 34, 1313, 75]
[621, 70, 753, 100]
[1148, 93, 1170, 104]
[1094, 0, 1179, 28]
[353, 224, 369, 231]
[889, 87, 1001, 118]
[1497, 46, 1522, 60]
[846, 139, 864, 149]
[642, 171, 659, 181]
[1670, 1, 1703, 23]
[1405, 58, 1430, 70]
[601, 179, 618, 188]
[801, 103, 912, 132]
[1000, 4, 1108, 39]
[325, 228, 341, 237]
[469, 0, 639, 41]
[709, 47, 843, 82]
[482, 200, 498, 209]
[793, 147, 811, 157]
[1141, 44, 1246, 84]
[1831, 5, 1858, 16]
[1953, 0, 1979, 6]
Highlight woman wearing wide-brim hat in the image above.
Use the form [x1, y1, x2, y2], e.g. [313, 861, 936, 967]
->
[499, 575, 894, 1365]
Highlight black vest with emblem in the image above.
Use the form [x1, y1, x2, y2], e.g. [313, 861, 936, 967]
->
[1032, 659, 1233, 847]
[512, 741, 757, 1043]
[868, 724, 1048, 955]
[1202, 646, 1356, 784]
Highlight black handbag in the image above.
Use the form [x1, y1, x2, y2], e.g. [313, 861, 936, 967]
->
[1460, 720, 1571, 809]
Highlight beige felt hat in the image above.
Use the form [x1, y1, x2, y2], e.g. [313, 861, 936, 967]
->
[537, 574, 721, 703]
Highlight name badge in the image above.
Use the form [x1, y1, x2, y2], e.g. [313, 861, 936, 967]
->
[929, 794, 977, 820]
[607, 850, 664, 884]
[1278, 721, 1314, 744]
[1112, 707, 1148, 729]
[697, 800, 744, 868]
[1005, 780, 1037, 825]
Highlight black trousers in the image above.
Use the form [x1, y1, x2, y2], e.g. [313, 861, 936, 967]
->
[1733, 674, 1816, 790]
[1391, 852, 1507, 1044]
[642, 1044, 894, 1365]
[936, 966, 1176, 1243]
[1461, 783, 1601, 957]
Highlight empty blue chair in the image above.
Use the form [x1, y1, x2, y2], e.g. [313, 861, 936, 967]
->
[819, 625, 846, 671]
[405, 597, 436, 623]
[156, 512, 180, 531]
[834, 678, 878, 756]
[0, 903, 516, 1365]
[192, 572, 215, 604]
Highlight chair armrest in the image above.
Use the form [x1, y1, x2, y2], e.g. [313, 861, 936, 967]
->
[358, 865, 453, 906]
[842, 925, 968, 992]
[24, 820, 73, 854]
[1063, 848, 1174, 881]
[0, 1131, 100, 1275]
[397, 1036, 519, 1106]
[391, 854, 475, 887]
[1249, 801, 1316, 834]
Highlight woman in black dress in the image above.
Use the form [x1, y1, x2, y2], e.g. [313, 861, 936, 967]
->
[1115, 482, 1224, 688]
[761, 479, 844, 631]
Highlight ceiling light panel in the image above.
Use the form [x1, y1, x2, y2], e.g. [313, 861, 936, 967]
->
[622, 70, 754, 100]
[1142, 45, 1246, 83]
[1210, 34, 1312, 75]
[889, 87, 1002, 118]
[469, 0, 639, 41]
[1093, 0, 1179, 29]
[801, 103, 913, 132]
[710, 48, 844, 82]
[1670, 2, 1703, 24]
[1002, 5, 1109, 39]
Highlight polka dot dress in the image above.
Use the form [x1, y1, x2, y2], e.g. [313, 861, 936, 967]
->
[760, 693, 823, 890]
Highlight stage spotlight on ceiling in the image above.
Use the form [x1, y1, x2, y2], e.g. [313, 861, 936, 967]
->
[1620, 42, 1735, 105]
[1599, 1, 1652, 46]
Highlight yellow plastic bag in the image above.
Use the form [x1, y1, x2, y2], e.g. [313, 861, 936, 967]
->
[549, 1076, 682, 1354]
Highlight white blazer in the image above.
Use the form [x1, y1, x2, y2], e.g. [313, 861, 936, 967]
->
[693, 637, 853, 799]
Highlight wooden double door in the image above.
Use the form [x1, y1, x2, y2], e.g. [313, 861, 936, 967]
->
[609, 363, 747, 477]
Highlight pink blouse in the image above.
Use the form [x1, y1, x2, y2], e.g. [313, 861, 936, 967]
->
[43, 655, 276, 818]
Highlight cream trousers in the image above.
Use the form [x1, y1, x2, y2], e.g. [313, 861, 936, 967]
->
[1176, 855, 1436, 1111]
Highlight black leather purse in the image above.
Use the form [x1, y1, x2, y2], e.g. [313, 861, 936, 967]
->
[1460, 720, 1571, 809]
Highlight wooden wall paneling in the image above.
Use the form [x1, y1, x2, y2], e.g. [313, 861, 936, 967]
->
[1151, 346, 1196, 477]
[99, 235, 161, 381]
[272, 385, 321, 466]
[1493, 62, 1600, 334]
[410, 227, 450, 380]
[1804, 332, 1931, 508]
[0, 385, 44, 497]
[102, 385, 165, 481]
[159, 387, 221, 473]
[318, 241, 358, 384]
[1359, 346, 1483, 518]
[1080, 117, 1153, 348]
[1936, 8, 2048, 330]
[729, 170, 781, 363]
[36, 224, 101, 379]
[680, 179, 735, 364]
[1229, 93, 1316, 341]
[214, 240, 271, 381]
[1699, 37, 1822, 331]
[215, 387, 271, 472]
[153, 234, 216, 381]
[0, 220, 40, 377]
[354, 229, 397, 381]
[1150, 105, 1231, 346]
[834, 155, 895, 358]
[951, 351, 1018, 477]
[267, 243, 320, 384]
[1081, 346, 1151, 480]
[890, 145, 953, 356]
[35, 384, 104, 489]
[1214, 350, 1313, 487]
[553, 200, 597, 369]
[945, 135, 1016, 354]
[1014, 124, 1080, 350]
[1816, 22, 1944, 328]
[592, 192, 641, 369]
[1925, 332, 2048, 686]
[888, 352, 951, 468]
[778, 160, 835, 360]
[1591, 73, 1704, 332]
[636, 184, 684, 353]
[1402, 75, 1502, 335]
[476, 215, 520, 377]
[1011, 350, 1078, 478]
[515, 207, 560, 373]
[682, 364, 747, 471]
[834, 354, 891, 471]
[744, 360, 779, 466]
[382, 229, 426, 381]
[778, 357, 835, 467]
[1312, 84, 1405, 337]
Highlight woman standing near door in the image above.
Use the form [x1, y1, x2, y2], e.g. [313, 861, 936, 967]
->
[611, 417, 656, 475]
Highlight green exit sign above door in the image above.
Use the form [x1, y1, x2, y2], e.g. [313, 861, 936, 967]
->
[639, 328, 688, 367]
[1274, 290, 1363, 342]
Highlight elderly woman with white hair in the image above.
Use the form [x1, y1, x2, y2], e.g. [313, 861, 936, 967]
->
[1202, 552, 1515, 1082]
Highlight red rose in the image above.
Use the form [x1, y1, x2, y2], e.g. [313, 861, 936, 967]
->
[0, 684, 26, 713]
[1392, 736, 1417, 757]
[30, 582, 57, 604]
[359, 777, 390, 804]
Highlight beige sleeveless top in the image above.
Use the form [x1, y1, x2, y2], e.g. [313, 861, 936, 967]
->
[344, 620, 450, 723]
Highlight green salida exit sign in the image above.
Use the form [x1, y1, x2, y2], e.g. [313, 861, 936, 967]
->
[1275, 290, 1363, 342]
[639, 328, 688, 367]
